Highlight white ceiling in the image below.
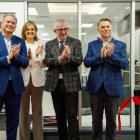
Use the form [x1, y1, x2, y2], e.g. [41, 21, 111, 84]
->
[0, 1, 140, 42]
[28, 2, 133, 41]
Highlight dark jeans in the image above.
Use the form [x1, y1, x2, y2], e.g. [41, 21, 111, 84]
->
[90, 84, 119, 140]
[52, 79, 80, 140]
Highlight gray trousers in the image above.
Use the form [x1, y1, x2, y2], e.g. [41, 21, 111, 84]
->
[90, 84, 119, 140]
[19, 77, 43, 140]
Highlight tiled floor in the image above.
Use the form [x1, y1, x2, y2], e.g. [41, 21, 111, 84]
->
[0, 131, 5, 139]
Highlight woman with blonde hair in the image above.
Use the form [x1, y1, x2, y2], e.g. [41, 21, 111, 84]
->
[19, 20, 46, 140]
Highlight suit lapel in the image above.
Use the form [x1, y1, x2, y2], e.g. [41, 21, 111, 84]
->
[65, 36, 74, 52]
[110, 38, 117, 47]
[94, 39, 103, 53]
[11, 35, 19, 46]
[0, 32, 8, 56]
[51, 38, 60, 56]
[65, 36, 71, 46]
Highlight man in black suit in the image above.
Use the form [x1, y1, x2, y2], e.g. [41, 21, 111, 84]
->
[44, 19, 83, 140]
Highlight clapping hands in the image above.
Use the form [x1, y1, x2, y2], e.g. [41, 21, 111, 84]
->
[59, 45, 71, 61]
[9, 44, 20, 60]
[35, 43, 43, 57]
[27, 43, 43, 59]
[101, 42, 115, 58]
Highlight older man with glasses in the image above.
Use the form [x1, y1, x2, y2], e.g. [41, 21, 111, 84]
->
[44, 19, 83, 140]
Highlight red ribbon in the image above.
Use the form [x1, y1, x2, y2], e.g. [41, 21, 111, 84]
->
[118, 96, 140, 140]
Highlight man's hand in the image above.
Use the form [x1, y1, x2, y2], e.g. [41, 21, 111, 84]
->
[8, 51, 14, 60]
[101, 47, 106, 58]
[11, 44, 20, 58]
[101, 43, 115, 58]
[105, 43, 115, 57]
[59, 45, 71, 61]
[64, 45, 71, 56]
[59, 48, 68, 61]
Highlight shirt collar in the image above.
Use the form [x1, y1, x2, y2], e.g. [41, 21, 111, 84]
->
[101, 37, 112, 43]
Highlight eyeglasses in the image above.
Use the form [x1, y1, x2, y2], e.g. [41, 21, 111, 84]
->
[56, 27, 69, 32]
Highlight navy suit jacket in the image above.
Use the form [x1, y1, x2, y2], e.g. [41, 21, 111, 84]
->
[84, 38, 129, 96]
[0, 32, 29, 96]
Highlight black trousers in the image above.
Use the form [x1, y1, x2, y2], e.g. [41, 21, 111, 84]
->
[90, 84, 119, 140]
[52, 79, 80, 140]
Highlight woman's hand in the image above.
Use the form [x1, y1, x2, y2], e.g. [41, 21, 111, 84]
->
[35, 43, 43, 57]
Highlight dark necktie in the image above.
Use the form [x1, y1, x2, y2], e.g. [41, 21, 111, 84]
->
[60, 41, 64, 54]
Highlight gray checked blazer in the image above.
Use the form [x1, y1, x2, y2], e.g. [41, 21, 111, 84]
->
[44, 36, 83, 93]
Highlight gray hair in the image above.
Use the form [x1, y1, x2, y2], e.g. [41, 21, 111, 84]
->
[2, 14, 17, 23]
[54, 19, 69, 30]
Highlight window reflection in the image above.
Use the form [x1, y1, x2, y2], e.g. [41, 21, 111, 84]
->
[28, 3, 77, 43]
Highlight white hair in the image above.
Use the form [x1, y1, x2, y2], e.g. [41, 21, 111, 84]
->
[53, 19, 69, 30]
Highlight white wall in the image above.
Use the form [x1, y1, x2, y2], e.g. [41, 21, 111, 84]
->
[0, 2, 27, 37]
[119, 28, 140, 63]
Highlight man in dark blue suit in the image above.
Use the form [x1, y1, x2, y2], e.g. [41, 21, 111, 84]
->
[84, 18, 129, 140]
[0, 15, 29, 140]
